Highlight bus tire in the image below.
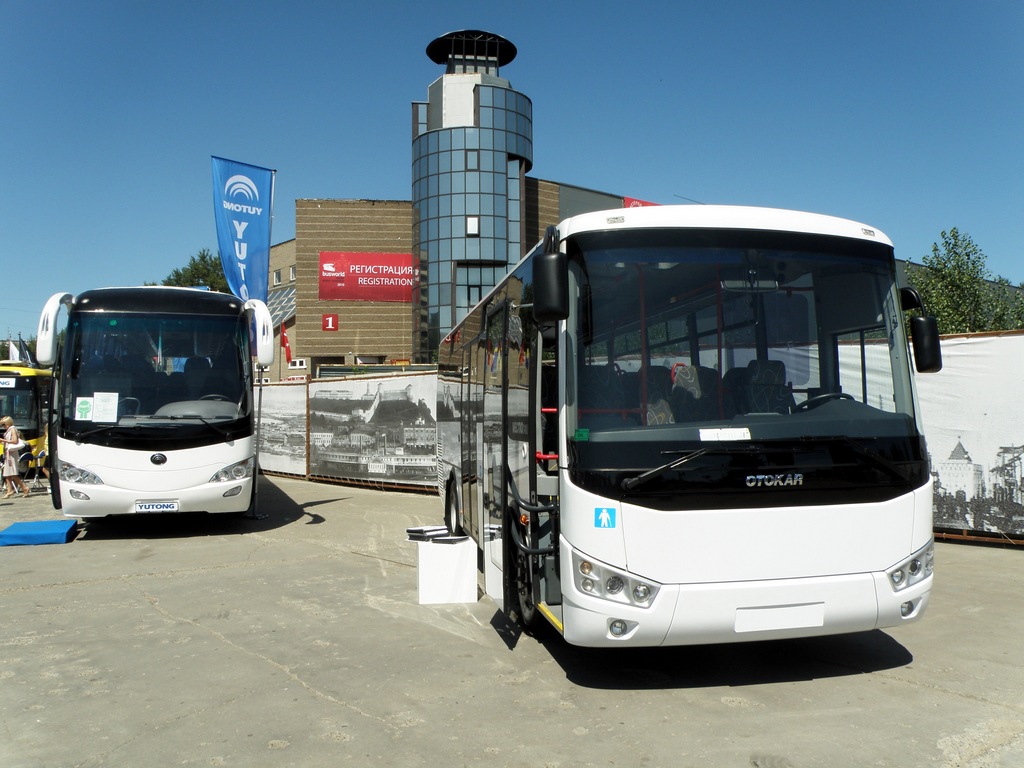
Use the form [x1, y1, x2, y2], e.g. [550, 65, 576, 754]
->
[515, 547, 539, 632]
[444, 479, 463, 535]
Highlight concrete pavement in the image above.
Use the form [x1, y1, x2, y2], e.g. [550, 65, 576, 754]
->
[2, 475, 1023, 767]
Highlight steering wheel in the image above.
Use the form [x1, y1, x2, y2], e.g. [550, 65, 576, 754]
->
[200, 394, 231, 402]
[794, 392, 854, 411]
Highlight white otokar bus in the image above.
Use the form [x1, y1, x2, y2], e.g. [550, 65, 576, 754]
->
[437, 205, 942, 648]
[36, 287, 275, 518]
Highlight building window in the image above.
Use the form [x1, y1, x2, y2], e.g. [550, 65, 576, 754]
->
[273, 269, 282, 286]
[466, 215, 480, 237]
[289, 265, 296, 282]
[466, 149, 479, 170]
[288, 359, 307, 370]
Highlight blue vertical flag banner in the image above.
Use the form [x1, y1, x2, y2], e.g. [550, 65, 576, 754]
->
[211, 157, 275, 303]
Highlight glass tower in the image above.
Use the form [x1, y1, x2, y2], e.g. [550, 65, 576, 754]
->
[412, 30, 533, 361]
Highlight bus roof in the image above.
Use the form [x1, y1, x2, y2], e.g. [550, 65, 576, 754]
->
[556, 205, 894, 247]
[0, 363, 50, 376]
[73, 287, 247, 316]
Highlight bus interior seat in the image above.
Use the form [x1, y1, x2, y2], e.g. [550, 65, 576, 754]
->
[184, 356, 211, 399]
[205, 349, 243, 401]
[746, 359, 795, 414]
[670, 365, 721, 422]
[721, 366, 750, 417]
[645, 365, 674, 425]
[579, 365, 626, 427]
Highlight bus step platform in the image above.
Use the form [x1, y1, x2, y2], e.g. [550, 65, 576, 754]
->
[408, 527, 477, 604]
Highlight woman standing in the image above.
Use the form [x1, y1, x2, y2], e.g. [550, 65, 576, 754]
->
[2, 415, 30, 499]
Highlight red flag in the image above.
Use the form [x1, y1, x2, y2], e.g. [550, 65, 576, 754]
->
[280, 324, 292, 364]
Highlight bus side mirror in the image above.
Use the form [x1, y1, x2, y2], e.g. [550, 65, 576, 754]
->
[37, 292, 74, 367]
[245, 299, 276, 367]
[909, 315, 942, 373]
[900, 287, 942, 373]
[532, 227, 568, 323]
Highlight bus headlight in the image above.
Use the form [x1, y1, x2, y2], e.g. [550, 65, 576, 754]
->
[58, 461, 104, 485]
[210, 457, 255, 483]
[572, 552, 659, 609]
[887, 540, 934, 592]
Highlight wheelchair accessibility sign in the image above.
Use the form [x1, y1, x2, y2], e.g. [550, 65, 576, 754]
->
[595, 507, 616, 528]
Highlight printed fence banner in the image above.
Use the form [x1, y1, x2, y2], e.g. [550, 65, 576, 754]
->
[319, 252, 418, 302]
[916, 332, 1024, 537]
[211, 157, 274, 302]
[307, 373, 437, 487]
[258, 382, 308, 476]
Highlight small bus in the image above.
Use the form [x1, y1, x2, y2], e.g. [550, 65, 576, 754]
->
[0, 361, 52, 462]
[36, 287, 275, 518]
[437, 205, 941, 647]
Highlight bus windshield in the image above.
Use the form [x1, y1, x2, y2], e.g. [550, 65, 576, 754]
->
[565, 227, 927, 506]
[0, 369, 49, 442]
[59, 311, 253, 447]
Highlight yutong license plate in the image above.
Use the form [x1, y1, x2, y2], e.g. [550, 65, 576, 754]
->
[135, 501, 180, 513]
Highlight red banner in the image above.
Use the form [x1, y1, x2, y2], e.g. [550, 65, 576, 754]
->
[623, 197, 660, 208]
[319, 252, 417, 302]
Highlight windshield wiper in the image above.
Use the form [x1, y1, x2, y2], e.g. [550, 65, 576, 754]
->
[73, 423, 131, 441]
[621, 448, 710, 491]
[141, 413, 233, 438]
[620, 444, 765, 492]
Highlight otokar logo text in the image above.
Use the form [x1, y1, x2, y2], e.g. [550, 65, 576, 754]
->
[745, 473, 804, 488]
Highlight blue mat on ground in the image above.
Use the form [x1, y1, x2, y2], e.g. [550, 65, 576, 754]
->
[0, 520, 78, 546]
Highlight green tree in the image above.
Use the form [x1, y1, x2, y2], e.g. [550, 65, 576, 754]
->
[908, 228, 1024, 334]
[160, 248, 229, 293]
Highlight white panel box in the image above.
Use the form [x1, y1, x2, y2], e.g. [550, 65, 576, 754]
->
[417, 539, 477, 604]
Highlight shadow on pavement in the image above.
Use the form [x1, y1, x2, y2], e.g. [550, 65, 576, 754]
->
[77, 476, 325, 540]
[511, 615, 912, 690]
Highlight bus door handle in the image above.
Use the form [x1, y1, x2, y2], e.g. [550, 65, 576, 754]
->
[504, 466, 558, 557]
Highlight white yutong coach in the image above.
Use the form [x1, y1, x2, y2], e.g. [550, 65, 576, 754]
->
[36, 287, 275, 519]
[437, 205, 942, 647]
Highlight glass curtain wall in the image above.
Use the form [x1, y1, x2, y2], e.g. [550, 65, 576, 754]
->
[412, 85, 533, 361]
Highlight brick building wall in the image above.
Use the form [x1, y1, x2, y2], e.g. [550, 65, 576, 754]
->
[295, 199, 414, 371]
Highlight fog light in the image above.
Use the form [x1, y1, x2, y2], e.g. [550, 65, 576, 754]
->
[609, 620, 628, 637]
[581, 578, 595, 593]
[633, 584, 652, 603]
[901, 600, 914, 617]
[222, 486, 242, 498]
[70, 489, 90, 500]
[606, 576, 624, 594]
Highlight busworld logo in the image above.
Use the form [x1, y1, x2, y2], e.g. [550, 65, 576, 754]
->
[222, 174, 263, 215]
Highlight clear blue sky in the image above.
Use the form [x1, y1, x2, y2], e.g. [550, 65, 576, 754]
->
[2, 1, 1022, 342]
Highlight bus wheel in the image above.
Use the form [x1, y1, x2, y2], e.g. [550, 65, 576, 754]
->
[515, 548, 539, 631]
[444, 481, 463, 535]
